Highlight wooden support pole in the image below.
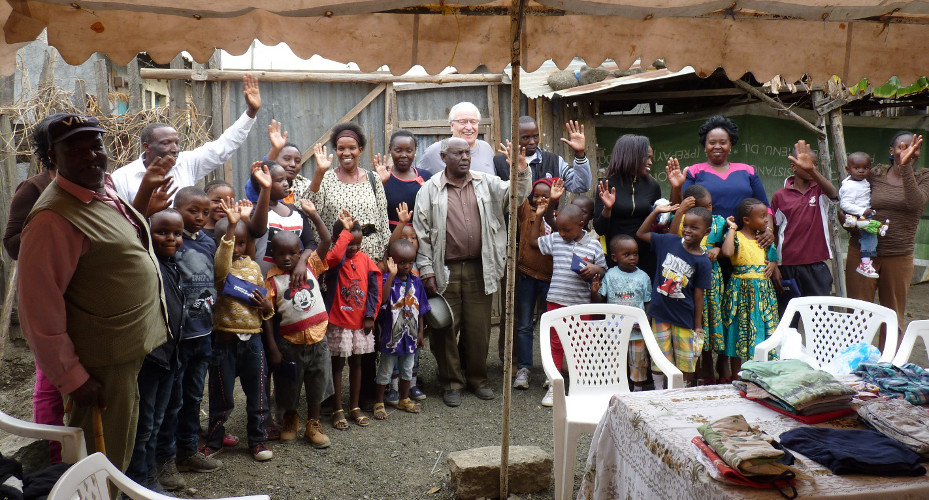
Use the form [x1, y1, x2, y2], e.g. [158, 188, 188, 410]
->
[140, 68, 505, 84]
[489, 84, 502, 150]
[812, 89, 848, 298]
[72, 79, 89, 112]
[127, 57, 142, 113]
[732, 80, 824, 139]
[300, 83, 388, 167]
[501, 1, 527, 498]
[38, 47, 57, 88]
[384, 83, 395, 153]
[93, 59, 112, 116]
[0, 75, 17, 358]
[168, 54, 187, 117]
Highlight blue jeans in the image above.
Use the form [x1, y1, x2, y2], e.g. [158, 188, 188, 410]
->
[127, 358, 175, 485]
[205, 334, 269, 449]
[515, 273, 550, 370]
[860, 229, 877, 259]
[157, 335, 211, 461]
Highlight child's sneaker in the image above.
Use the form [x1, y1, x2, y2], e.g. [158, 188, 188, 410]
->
[385, 388, 400, 406]
[409, 386, 427, 401]
[280, 413, 299, 441]
[305, 420, 331, 449]
[856, 261, 879, 278]
[513, 368, 530, 390]
[222, 432, 239, 447]
[252, 443, 273, 462]
[541, 386, 554, 407]
[177, 449, 222, 472]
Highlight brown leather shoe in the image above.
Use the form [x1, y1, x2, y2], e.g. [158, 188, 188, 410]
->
[305, 419, 331, 449]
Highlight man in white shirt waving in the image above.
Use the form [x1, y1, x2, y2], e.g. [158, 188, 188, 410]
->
[112, 73, 261, 204]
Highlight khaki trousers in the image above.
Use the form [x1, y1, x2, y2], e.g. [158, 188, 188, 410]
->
[430, 260, 493, 391]
[845, 245, 913, 337]
[67, 356, 144, 472]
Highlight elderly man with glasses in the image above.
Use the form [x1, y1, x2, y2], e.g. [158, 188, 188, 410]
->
[418, 102, 498, 176]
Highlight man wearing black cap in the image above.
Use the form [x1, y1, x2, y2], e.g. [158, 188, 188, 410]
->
[18, 114, 170, 472]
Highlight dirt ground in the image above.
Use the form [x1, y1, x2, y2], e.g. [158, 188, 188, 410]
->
[2, 284, 928, 499]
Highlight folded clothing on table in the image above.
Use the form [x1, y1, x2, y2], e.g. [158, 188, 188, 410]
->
[853, 362, 929, 405]
[740, 360, 857, 408]
[697, 415, 793, 477]
[857, 398, 929, 458]
[779, 427, 926, 476]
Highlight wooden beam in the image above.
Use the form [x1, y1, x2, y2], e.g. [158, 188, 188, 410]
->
[72, 79, 89, 112]
[393, 81, 504, 92]
[300, 83, 388, 167]
[127, 57, 142, 113]
[384, 83, 395, 154]
[813, 90, 847, 298]
[93, 58, 113, 115]
[221, 81, 233, 182]
[591, 88, 745, 102]
[168, 54, 187, 116]
[399, 119, 490, 129]
[0, 75, 17, 350]
[733, 79, 824, 138]
[489, 84, 502, 150]
[140, 68, 505, 84]
[38, 47, 57, 88]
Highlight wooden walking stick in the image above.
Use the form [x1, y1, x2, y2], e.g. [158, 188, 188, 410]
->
[92, 406, 106, 455]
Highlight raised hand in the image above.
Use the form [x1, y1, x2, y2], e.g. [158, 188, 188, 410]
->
[590, 274, 602, 294]
[251, 161, 272, 189]
[267, 120, 288, 154]
[498, 140, 529, 171]
[395, 202, 412, 225]
[560, 120, 586, 155]
[654, 203, 680, 214]
[666, 158, 685, 189]
[313, 143, 333, 172]
[300, 199, 317, 216]
[385, 257, 398, 276]
[337, 209, 355, 231]
[239, 199, 254, 220]
[788, 140, 816, 174]
[900, 134, 923, 167]
[243, 73, 261, 118]
[372, 153, 391, 183]
[535, 197, 550, 216]
[148, 177, 177, 214]
[142, 155, 175, 187]
[220, 198, 241, 226]
[726, 215, 738, 230]
[598, 180, 616, 208]
[550, 178, 566, 202]
[679, 196, 696, 213]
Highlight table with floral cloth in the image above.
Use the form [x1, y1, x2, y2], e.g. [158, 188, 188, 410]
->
[578, 385, 929, 500]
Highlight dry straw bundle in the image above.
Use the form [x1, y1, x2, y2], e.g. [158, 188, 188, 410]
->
[0, 72, 213, 175]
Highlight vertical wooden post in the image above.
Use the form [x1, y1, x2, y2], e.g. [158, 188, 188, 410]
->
[168, 54, 187, 118]
[576, 100, 598, 202]
[191, 59, 213, 170]
[489, 84, 502, 149]
[813, 90, 848, 297]
[127, 57, 142, 113]
[93, 58, 112, 116]
[221, 80, 233, 182]
[0, 75, 18, 354]
[38, 47, 57, 88]
[502, 1, 527, 498]
[384, 83, 394, 153]
[72, 79, 89, 113]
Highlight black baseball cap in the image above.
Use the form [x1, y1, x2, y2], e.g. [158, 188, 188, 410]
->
[46, 114, 106, 144]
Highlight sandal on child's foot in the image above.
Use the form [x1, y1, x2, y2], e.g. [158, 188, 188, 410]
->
[373, 403, 388, 420]
[350, 407, 370, 427]
[397, 398, 421, 414]
[331, 409, 348, 431]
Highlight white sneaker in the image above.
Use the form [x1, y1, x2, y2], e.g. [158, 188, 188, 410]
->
[541, 387, 554, 407]
[513, 368, 530, 390]
[856, 261, 879, 278]
[543, 377, 551, 389]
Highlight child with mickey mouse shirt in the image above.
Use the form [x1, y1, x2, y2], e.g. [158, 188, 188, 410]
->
[264, 199, 337, 449]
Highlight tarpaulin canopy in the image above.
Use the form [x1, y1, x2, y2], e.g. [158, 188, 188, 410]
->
[3, 1, 929, 82]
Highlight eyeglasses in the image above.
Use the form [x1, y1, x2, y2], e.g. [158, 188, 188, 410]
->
[451, 118, 480, 126]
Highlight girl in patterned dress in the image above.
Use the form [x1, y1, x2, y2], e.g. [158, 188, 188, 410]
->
[721, 198, 780, 374]
[670, 184, 727, 383]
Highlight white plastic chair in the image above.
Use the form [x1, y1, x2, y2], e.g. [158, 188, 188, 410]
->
[0, 408, 86, 464]
[48, 452, 271, 500]
[754, 296, 898, 365]
[893, 320, 929, 367]
[540, 304, 684, 500]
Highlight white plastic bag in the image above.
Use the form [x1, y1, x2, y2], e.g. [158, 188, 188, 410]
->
[822, 343, 880, 376]
[779, 328, 821, 370]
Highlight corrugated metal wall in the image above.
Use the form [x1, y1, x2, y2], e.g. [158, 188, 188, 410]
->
[223, 80, 518, 197]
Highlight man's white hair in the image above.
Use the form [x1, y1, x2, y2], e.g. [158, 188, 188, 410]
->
[448, 102, 481, 123]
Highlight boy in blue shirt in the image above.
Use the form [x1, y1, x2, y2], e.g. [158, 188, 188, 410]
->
[591, 234, 652, 391]
[637, 204, 712, 388]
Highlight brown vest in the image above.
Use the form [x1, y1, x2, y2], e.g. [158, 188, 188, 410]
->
[25, 182, 168, 367]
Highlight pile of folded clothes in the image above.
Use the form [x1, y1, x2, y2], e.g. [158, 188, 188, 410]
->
[857, 398, 929, 458]
[693, 415, 798, 499]
[735, 359, 857, 423]
[853, 362, 929, 404]
[780, 427, 926, 476]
